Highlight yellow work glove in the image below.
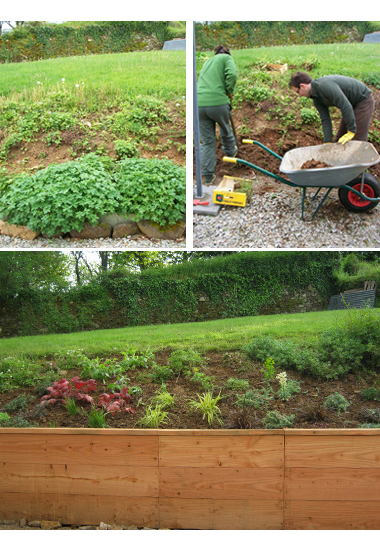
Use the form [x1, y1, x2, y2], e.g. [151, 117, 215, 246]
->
[338, 131, 355, 145]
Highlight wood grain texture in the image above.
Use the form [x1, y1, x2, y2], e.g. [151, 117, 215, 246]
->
[285, 467, 380, 500]
[159, 434, 284, 468]
[0, 462, 158, 497]
[159, 466, 283, 499]
[0, 434, 159, 466]
[159, 497, 283, 530]
[284, 500, 380, 530]
[285, 435, 380, 468]
[0, 493, 159, 527]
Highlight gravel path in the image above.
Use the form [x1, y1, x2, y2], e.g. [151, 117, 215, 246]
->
[0, 234, 186, 249]
[193, 176, 380, 249]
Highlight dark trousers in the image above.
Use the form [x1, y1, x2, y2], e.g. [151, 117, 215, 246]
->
[198, 104, 236, 177]
[335, 93, 375, 142]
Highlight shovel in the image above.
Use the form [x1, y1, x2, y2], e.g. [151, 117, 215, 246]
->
[230, 111, 239, 155]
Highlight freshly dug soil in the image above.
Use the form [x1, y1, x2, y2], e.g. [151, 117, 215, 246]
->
[300, 159, 332, 170]
[1, 350, 379, 430]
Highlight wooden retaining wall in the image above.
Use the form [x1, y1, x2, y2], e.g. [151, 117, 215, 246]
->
[1, 428, 380, 529]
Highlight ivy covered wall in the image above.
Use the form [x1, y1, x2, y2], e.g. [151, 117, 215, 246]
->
[195, 21, 378, 51]
[0, 22, 171, 63]
[0, 251, 340, 338]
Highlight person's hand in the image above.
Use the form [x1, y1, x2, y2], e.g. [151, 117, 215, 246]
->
[338, 131, 355, 145]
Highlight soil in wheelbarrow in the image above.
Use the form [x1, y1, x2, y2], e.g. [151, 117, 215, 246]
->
[300, 159, 332, 170]
[1, 349, 380, 430]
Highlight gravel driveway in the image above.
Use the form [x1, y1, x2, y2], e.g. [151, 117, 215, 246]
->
[193, 175, 380, 249]
[0, 234, 186, 249]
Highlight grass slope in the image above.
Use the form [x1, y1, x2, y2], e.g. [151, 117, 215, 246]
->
[0, 308, 356, 359]
[0, 50, 186, 99]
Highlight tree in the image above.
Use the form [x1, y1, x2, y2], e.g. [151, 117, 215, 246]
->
[0, 252, 72, 301]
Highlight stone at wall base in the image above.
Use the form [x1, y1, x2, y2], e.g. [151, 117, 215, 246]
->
[70, 223, 113, 239]
[137, 220, 186, 240]
[112, 221, 140, 238]
[0, 220, 41, 240]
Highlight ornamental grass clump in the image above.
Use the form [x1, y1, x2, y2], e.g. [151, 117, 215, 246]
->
[188, 392, 224, 426]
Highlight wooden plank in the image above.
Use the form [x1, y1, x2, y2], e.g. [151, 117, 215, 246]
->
[159, 497, 283, 530]
[285, 435, 380, 468]
[286, 467, 380, 501]
[0, 492, 159, 527]
[159, 434, 284, 468]
[0, 434, 158, 466]
[159, 466, 283, 499]
[0, 462, 158, 497]
[284, 500, 380, 530]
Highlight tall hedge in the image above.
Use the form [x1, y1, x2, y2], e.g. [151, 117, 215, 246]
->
[0, 22, 171, 63]
[0, 251, 340, 337]
[195, 21, 377, 51]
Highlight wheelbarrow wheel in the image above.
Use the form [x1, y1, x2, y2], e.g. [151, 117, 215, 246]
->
[338, 173, 380, 213]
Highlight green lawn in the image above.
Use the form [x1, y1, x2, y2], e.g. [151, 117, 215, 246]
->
[0, 49, 186, 100]
[0, 308, 356, 359]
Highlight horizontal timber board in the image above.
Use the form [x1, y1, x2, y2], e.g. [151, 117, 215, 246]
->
[159, 434, 284, 468]
[0, 463, 158, 497]
[285, 468, 380, 501]
[158, 497, 283, 530]
[0, 433, 159, 466]
[284, 500, 380, 530]
[159, 466, 283, 499]
[285, 435, 380, 468]
[0, 493, 159, 527]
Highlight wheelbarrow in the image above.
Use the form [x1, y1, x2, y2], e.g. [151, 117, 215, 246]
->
[223, 140, 380, 220]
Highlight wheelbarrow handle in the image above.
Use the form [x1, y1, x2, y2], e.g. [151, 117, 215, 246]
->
[223, 156, 237, 163]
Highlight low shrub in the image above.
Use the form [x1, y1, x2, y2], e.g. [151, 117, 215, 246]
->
[323, 392, 350, 413]
[262, 410, 295, 429]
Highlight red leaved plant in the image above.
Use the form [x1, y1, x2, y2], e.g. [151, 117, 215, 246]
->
[41, 377, 97, 406]
[98, 386, 135, 414]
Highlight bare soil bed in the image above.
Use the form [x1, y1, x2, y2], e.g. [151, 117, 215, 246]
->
[1, 350, 379, 430]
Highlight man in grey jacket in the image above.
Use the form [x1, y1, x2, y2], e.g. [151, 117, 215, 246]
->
[289, 72, 375, 144]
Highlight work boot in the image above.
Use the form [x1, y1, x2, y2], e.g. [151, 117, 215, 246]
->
[203, 174, 216, 184]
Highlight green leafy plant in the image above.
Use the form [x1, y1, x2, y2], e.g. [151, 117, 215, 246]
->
[323, 392, 350, 413]
[149, 364, 174, 384]
[300, 107, 319, 125]
[0, 154, 121, 236]
[169, 349, 204, 377]
[117, 158, 185, 227]
[261, 357, 276, 382]
[81, 357, 124, 383]
[188, 392, 224, 426]
[114, 139, 140, 159]
[190, 368, 215, 391]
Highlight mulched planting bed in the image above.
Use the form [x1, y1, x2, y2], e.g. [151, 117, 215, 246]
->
[1, 349, 379, 430]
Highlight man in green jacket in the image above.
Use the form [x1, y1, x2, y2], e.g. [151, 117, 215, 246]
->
[289, 72, 374, 144]
[197, 45, 238, 184]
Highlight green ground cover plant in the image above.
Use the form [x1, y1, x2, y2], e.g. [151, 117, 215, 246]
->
[0, 154, 185, 232]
